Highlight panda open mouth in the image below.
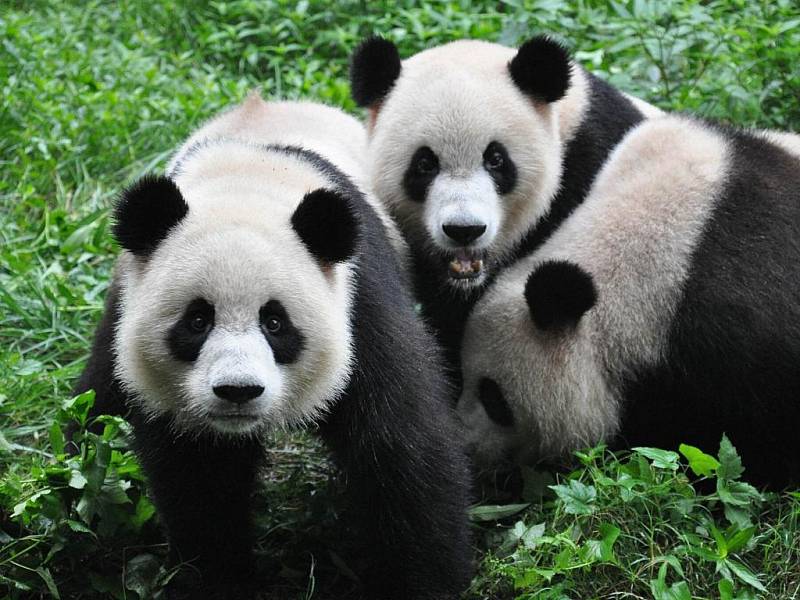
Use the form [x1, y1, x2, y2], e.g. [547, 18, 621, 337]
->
[209, 412, 260, 423]
[448, 249, 485, 280]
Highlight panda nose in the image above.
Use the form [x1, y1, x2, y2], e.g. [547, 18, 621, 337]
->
[213, 384, 264, 404]
[443, 224, 486, 245]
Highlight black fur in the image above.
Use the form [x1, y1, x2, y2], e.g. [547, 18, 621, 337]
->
[167, 298, 215, 362]
[259, 299, 305, 365]
[350, 36, 402, 108]
[403, 146, 440, 203]
[479, 377, 514, 427]
[291, 188, 359, 264]
[318, 189, 473, 598]
[508, 36, 572, 103]
[618, 127, 800, 489]
[114, 175, 188, 257]
[483, 141, 517, 195]
[525, 260, 597, 331]
[74, 143, 472, 598]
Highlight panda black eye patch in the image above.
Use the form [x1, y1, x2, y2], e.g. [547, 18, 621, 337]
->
[403, 146, 440, 203]
[260, 299, 305, 364]
[478, 377, 515, 427]
[483, 141, 517, 195]
[167, 298, 215, 362]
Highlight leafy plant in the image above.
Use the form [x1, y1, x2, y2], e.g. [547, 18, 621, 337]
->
[470, 437, 790, 599]
[1, 390, 167, 599]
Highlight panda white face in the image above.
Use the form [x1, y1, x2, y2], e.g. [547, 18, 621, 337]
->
[113, 172, 356, 438]
[400, 137, 522, 288]
[357, 39, 568, 291]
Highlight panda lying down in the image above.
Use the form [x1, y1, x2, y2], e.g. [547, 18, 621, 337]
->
[458, 114, 800, 489]
[73, 95, 472, 599]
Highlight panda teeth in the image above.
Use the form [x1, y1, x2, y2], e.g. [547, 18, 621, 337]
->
[449, 259, 466, 274]
[449, 257, 484, 279]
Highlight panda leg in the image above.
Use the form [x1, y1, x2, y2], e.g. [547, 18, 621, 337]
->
[320, 343, 473, 598]
[128, 414, 266, 599]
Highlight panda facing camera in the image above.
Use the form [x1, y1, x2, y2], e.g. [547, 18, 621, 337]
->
[457, 115, 800, 489]
[351, 37, 572, 290]
[112, 173, 356, 438]
[350, 34, 661, 370]
[74, 95, 472, 599]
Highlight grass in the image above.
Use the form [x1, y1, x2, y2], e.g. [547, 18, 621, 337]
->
[1, 0, 799, 598]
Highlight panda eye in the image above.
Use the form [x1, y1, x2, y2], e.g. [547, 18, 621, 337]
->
[189, 315, 208, 332]
[483, 142, 506, 171]
[185, 301, 214, 334]
[412, 147, 439, 176]
[262, 315, 282, 335]
[478, 377, 515, 427]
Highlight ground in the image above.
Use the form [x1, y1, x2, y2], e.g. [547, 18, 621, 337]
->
[1, 1, 799, 598]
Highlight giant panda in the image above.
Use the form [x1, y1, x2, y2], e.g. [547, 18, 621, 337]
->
[456, 114, 800, 488]
[73, 94, 472, 599]
[349, 35, 661, 373]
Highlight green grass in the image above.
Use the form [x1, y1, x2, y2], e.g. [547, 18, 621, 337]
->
[1, 0, 799, 598]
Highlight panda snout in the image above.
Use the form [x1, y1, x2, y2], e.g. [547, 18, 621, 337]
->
[212, 384, 264, 404]
[442, 223, 486, 245]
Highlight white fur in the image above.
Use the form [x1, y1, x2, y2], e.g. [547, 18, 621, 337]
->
[426, 171, 499, 249]
[458, 116, 731, 467]
[115, 97, 367, 436]
[169, 94, 408, 261]
[624, 93, 663, 119]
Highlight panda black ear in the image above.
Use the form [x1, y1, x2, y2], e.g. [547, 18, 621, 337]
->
[113, 175, 189, 258]
[350, 36, 402, 108]
[525, 260, 596, 331]
[292, 188, 359, 265]
[509, 35, 572, 103]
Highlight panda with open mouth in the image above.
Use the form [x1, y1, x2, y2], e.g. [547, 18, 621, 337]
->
[349, 35, 662, 372]
[457, 115, 800, 489]
[72, 95, 472, 599]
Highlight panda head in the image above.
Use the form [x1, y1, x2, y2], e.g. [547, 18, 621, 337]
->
[351, 36, 572, 290]
[112, 175, 357, 437]
[456, 260, 620, 469]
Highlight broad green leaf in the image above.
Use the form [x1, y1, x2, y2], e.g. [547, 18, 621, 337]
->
[717, 435, 744, 480]
[726, 559, 766, 592]
[62, 389, 96, 425]
[718, 479, 762, 507]
[581, 522, 621, 563]
[65, 519, 94, 535]
[726, 527, 755, 554]
[633, 447, 680, 470]
[468, 503, 530, 522]
[679, 443, 720, 477]
[550, 480, 597, 515]
[719, 578, 734, 600]
[710, 523, 728, 557]
[519, 521, 546, 550]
